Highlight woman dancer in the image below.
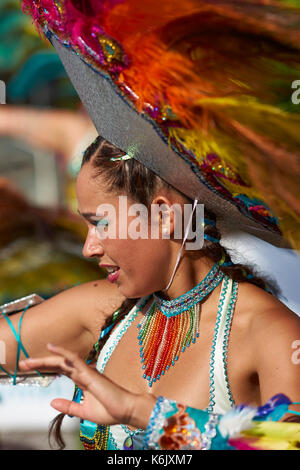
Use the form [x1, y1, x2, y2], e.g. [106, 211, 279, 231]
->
[4, 0, 300, 450]
[9, 135, 300, 450]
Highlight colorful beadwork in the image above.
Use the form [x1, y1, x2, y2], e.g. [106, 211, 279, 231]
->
[159, 403, 204, 450]
[121, 424, 143, 450]
[137, 263, 224, 387]
[79, 275, 238, 450]
[80, 422, 110, 450]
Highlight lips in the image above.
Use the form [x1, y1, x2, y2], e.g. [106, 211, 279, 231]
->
[107, 268, 120, 283]
[99, 264, 120, 282]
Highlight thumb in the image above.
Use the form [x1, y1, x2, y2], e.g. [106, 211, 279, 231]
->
[50, 398, 86, 419]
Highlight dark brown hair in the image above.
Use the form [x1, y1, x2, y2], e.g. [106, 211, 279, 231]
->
[49, 136, 280, 449]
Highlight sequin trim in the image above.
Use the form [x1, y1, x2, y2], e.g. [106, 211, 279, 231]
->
[144, 396, 178, 450]
[202, 413, 220, 450]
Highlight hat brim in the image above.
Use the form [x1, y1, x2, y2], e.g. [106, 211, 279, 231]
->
[50, 33, 286, 248]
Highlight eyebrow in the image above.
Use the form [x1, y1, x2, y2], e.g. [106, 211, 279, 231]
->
[78, 209, 93, 218]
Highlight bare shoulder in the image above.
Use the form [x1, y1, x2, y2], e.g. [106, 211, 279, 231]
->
[234, 282, 300, 359]
[73, 279, 127, 329]
[233, 282, 300, 406]
[236, 282, 300, 331]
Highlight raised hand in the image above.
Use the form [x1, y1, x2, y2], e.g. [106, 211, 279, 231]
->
[19, 344, 155, 429]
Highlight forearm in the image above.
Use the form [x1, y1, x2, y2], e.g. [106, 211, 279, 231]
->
[131, 393, 157, 430]
[0, 285, 99, 374]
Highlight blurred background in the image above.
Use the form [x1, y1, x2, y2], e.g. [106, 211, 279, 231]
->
[0, 0, 101, 450]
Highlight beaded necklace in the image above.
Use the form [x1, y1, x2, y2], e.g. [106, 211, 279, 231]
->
[137, 263, 224, 387]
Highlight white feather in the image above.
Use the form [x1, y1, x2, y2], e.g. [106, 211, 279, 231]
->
[218, 407, 257, 438]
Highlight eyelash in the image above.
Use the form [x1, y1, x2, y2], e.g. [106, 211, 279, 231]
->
[91, 219, 109, 230]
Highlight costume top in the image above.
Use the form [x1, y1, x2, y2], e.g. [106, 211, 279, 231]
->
[79, 275, 238, 450]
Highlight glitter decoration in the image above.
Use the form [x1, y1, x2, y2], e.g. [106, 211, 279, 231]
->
[159, 403, 204, 450]
[0, 374, 56, 387]
[144, 396, 179, 450]
[201, 413, 220, 450]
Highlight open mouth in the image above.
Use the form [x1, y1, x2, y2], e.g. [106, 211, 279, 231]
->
[106, 266, 120, 274]
[107, 267, 120, 282]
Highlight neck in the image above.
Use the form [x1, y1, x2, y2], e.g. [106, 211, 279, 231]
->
[157, 255, 216, 301]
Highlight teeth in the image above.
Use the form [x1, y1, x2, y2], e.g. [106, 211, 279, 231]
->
[107, 267, 119, 273]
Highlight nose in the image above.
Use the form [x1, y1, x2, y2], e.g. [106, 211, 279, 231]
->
[82, 226, 105, 258]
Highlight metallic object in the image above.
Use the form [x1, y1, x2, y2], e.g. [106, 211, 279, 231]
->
[0, 294, 58, 387]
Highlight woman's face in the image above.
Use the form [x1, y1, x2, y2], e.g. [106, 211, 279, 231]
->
[76, 162, 175, 298]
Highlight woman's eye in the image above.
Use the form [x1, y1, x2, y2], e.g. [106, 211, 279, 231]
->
[96, 219, 109, 231]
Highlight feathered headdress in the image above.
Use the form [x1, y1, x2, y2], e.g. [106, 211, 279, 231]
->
[22, 0, 300, 250]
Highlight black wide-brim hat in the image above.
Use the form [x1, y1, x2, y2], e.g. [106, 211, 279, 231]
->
[23, 0, 300, 250]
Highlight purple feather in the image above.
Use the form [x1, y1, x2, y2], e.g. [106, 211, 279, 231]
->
[256, 394, 292, 418]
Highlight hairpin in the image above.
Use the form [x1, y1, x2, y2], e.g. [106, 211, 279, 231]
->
[110, 154, 134, 161]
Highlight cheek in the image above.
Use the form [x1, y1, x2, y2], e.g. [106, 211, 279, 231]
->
[127, 239, 169, 278]
[116, 239, 172, 297]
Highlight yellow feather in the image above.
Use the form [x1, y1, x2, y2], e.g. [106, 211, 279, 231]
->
[241, 421, 300, 450]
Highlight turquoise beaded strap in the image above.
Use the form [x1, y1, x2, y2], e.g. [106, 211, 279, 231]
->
[0, 364, 13, 378]
[100, 323, 114, 339]
[203, 218, 216, 226]
[206, 277, 238, 412]
[204, 234, 220, 244]
[222, 280, 238, 407]
[1, 305, 44, 384]
[98, 296, 150, 373]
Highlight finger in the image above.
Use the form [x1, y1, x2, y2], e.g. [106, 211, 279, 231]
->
[47, 344, 87, 370]
[47, 344, 99, 387]
[19, 357, 52, 370]
[19, 356, 73, 375]
[19, 356, 61, 370]
[50, 398, 87, 419]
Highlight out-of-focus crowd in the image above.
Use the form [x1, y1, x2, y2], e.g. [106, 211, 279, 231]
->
[0, 1, 102, 450]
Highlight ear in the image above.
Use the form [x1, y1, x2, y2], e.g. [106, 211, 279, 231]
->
[151, 195, 178, 237]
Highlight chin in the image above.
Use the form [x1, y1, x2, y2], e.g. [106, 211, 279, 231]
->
[118, 283, 148, 300]
[116, 283, 135, 298]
